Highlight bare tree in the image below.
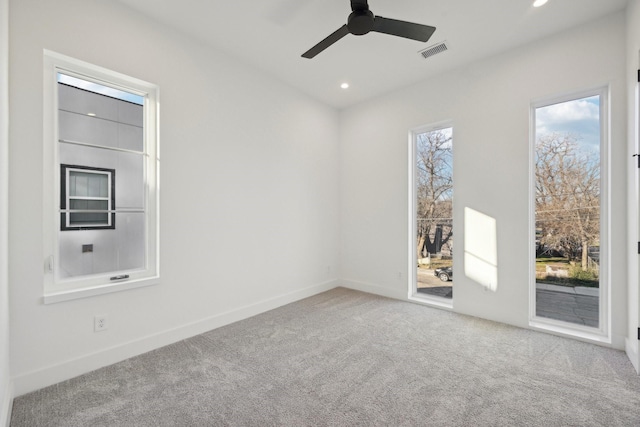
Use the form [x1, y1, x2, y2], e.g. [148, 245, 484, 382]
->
[535, 133, 599, 270]
[416, 129, 453, 259]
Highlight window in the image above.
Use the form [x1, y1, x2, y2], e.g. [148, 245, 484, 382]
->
[61, 165, 115, 230]
[409, 123, 454, 304]
[530, 88, 609, 341]
[43, 51, 159, 303]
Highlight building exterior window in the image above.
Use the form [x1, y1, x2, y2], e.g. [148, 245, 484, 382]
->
[61, 165, 115, 230]
[43, 51, 159, 303]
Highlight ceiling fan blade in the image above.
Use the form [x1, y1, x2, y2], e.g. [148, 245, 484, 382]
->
[372, 16, 436, 42]
[302, 25, 350, 59]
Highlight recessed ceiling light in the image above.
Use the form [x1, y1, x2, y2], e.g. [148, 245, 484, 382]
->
[87, 113, 96, 117]
[533, 0, 548, 7]
[340, 82, 349, 89]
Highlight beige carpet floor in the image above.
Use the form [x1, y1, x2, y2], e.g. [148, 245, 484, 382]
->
[11, 288, 640, 426]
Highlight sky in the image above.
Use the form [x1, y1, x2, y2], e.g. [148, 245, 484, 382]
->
[535, 95, 600, 152]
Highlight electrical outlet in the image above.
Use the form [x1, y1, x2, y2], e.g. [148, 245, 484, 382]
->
[94, 315, 108, 332]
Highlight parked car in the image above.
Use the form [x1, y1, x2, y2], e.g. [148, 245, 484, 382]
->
[434, 266, 453, 282]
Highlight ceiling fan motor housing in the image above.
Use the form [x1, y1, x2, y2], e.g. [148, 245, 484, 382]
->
[301, 0, 436, 59]
[348, 10, 374, 35]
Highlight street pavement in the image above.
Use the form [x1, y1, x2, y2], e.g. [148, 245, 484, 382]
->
[535, 283, 599, 327]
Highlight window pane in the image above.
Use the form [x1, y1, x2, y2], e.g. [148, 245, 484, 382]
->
[46, 57, 158, 296]
[87, 199, 108, 210]
[69, 199, 109, 211]
[69, 171, 108, 198]
[415, 127, 453, 299]
[116, 151, 144, 209]
[70, 199, 87, 210]
[58, 73, 144, 106]
[69, 172, 84, 197]
[534, 95, 600, 328]
[69, 212, 109, 226]
[58, 76, 143, 151]
[58, 212, 145, 279]
[115, 212, 145, 271]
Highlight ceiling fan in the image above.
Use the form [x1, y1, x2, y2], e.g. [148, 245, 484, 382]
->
[302, 0, 436, 59]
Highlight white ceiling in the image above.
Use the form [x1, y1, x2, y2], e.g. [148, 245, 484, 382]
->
[116, 0, 629, 109]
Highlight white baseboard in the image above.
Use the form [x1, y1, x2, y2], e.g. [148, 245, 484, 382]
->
[13, 279, 339, 397]
[341, 279, 407, 301]
[625, 338, 639, 374]
[1, 380, 12, 427]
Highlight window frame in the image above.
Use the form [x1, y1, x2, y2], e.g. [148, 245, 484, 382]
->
[408, 120, 454, 308]
[43, 50, 160, 304]
[528, 86, 610, 343]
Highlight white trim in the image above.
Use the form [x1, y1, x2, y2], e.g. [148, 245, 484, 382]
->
[529, 87, 610, 341]
[629, 61, 640, 374]
[1, 0, 11, 423]
[59, 138, 147, 155]
[530, 319, 612, 345]
[529, 319, 613, 347]
[341, 279, 407, 301]
[43, 276, 159, 304]
[1, 381, 12, 427]
[15, 280, 339, 396]
[408, 293, 454, 310]
[47, 51, 151, 98]
[528, 98, 537, 333]
[635, 63, 640, 373]
[626, 338, 640, 373]
[407, 130, 415, 300]
[341, 278, 454, 310]
[43, 50, 160, 300]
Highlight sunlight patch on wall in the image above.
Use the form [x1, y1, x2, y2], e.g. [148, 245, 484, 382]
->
[464, 207, 498, 291]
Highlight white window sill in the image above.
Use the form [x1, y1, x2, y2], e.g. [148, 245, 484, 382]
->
[409, 293, 454, 310]
[43, 276, 159, 304]
[529, 318, 610, 345]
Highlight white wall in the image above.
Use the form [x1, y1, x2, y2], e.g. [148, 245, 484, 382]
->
[9, 0, 340, 395]
[627, 0, 640, 373]
[340, 12, 628, 347]
[1, 0, 11, 422]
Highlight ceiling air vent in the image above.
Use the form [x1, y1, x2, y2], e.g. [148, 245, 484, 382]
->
[419, 41, 449, 59]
